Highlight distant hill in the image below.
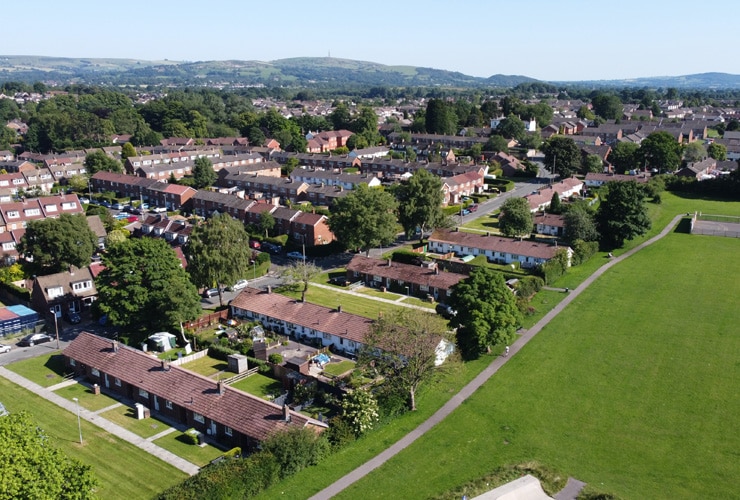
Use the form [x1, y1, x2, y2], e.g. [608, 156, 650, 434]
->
[557, 72, 740, 89]
[0, 56, 738, 90]
[0, 55, 536, 88]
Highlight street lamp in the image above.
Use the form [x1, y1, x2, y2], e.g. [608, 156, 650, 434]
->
[251, 259, 256, 280]
[50, 308, 60, 350]
[72, 397, 82, 444]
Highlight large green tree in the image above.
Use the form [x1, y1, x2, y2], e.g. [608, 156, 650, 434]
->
[84, 150, 122, 175]
[281, 260, 323, 303]
[563, 204, 599, 245]
[683, 142, 706, 163]
[360, 308, 451, 411]
[184, 213, 252, 306]
[329, 184, 398, 255]
[424, 99, 457, 135]
[96, 238, 200, 337]
[448, 268, 522, 358]
[496, 114, 526, 141]
[261, 427, 330, 479]
[498, 197, 534, 238]
[591, 93, 623, 120]
[19, 214, 97, 275]
[0, 411, 98, 499]
[192, 156, 217, 189]
[707, 142, 727, 161]
[542, 136, 581, 178]
[638, 131, 683, 173]
[596, 181, 651, 249]
[396, 169, 447, 239]
[609, 141, 640, 173]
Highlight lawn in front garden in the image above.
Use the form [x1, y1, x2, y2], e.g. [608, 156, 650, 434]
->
[153, 431, 225, 467]
[99, 404, 171, 438]
[53, 382, 120, 412]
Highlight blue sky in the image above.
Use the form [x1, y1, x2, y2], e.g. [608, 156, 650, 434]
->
[7, 0, 740, 81]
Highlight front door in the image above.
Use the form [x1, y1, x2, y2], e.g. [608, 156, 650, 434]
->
[210, 420, 217, 436]
[153, 395, 159, 412]
[104, 373, 110, 388]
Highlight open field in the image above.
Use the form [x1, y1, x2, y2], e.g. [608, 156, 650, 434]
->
[0, 378, 187, 499]
[330, 228, 740, 499]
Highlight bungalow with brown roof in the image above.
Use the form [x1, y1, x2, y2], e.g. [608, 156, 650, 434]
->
[230, 288, 454, 365]
[428, 229, 572, 268]
[63, 332, 325, 451]
[346, 255, 465, 302]
[533, 213, 566, 237]
[584, 172, 650, 187]
[523, 177, 583, 212]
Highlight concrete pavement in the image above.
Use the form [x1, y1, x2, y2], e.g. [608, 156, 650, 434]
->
[309, 214, 685, 499]
[0, 366, 200, 476]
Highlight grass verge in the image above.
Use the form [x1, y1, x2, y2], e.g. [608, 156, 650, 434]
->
[6, 351, 70, 387]
[99, 404, 171, 439]
[0, 378, 186, 499]
[153, 431, 225, 467]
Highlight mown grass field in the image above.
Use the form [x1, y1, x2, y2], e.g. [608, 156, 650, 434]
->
[0, 378, 187, 499]
[331, 222, 740, 499]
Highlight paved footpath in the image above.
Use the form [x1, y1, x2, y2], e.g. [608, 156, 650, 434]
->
[310, 214, 685, 499]
[0, 366, 200, 476]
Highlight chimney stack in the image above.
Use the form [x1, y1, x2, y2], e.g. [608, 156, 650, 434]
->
[337, 304, 342, 313]
[267, 285, 272, 294]
[283, 403, 291, 422]
[112, 340, 119, 353]
[387, 258, 392, 267]
[218, 380, 225, 395]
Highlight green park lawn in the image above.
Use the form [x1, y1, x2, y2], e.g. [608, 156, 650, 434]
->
[330, 229, 740, 499]
[6, 351, 70, 387]
[230, 372, 283, 399]
[0, 378, 186, 499]
[322, 360, 355, 377]
[100, 404, 172, 439]
[153, 431, 225, 467]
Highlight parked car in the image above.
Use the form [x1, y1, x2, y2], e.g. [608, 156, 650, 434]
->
[462, 209, 471, 216]
[65, 311, 81, 324]
[17, 333, 53, 347]
[112, 202, 125, 210]
[249, 240, 261, 249]
[0, 344, 11, 354]
[262, 243, 282, 254]
[151, 206, 167, 213]
[469, 204, 479, 212]
[79, 197, 90, 204]
[202, 288, 220, 298]
[229, 279, 248, 291]
[287, 251, 305, 260]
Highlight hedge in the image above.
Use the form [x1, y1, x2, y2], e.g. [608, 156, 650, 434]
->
[0, 282, 30, 301]
[208, 343, 237, 361]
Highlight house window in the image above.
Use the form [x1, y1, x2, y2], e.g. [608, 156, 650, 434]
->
[91, 368, 100, 377]
[69, 359, 76, 366]
[193, 412, 205, 424]
[24, 208, 40, 216]
[165, 400, 172, 410]
[61, 202, 77, 210]
[224, 426, 233, 436]
[322, 332, 330, 339]
[114, 377, 121, 387]
[139, 388, 149, 399]
[6, 211, 19, 218]
[72, 281, 92, 292]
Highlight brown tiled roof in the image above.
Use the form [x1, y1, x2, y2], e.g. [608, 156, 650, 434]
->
[63, 332, 323, 441]
[346, 255, 465, 291]
[533, 213, 565, 228]
[230, 288, 373, 344]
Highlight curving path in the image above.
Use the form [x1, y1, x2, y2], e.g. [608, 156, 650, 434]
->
[309, 214, 685, 499]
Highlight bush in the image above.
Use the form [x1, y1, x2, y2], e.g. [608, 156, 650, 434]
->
[268, 353, 283, 364]
[516, 276, 544, 299]
[156, 452, 280, 500]
[325, 415, 356, 449]
[208, 343, 237, 361]
[391, 249, 423, 265]
[0, 281, 30, 301]
[223, 447, 241, 459]
[182, 429, 200, 445]
[571, 239, 599, 266]
[261, 427, 330, 479]
[536, 248, 570, 285]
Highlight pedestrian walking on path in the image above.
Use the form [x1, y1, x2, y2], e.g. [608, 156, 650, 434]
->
[505, 346, 510, 356]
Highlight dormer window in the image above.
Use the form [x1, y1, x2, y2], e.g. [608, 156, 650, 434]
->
[47, 286, 64, 299]
[24, 208, 40, 216]
[44, 205, 57, 212]
[6, 211, 19, 218]
[61, 202, 76, 210]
